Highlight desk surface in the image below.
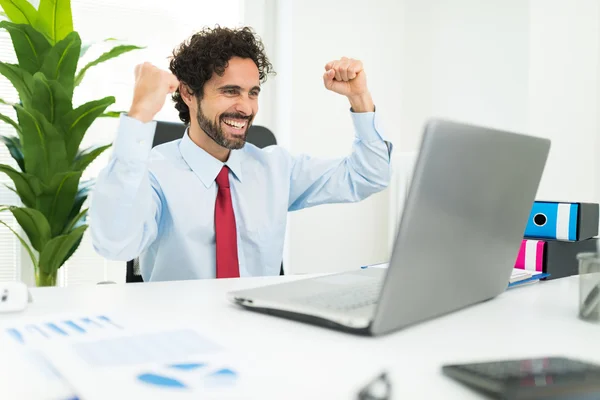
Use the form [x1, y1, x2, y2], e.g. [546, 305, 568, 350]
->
[2, 274, 599, 399]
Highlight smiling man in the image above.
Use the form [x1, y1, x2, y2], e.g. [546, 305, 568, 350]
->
[90, 26, 393, 282]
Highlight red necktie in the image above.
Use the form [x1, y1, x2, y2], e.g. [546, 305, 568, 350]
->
[215, 166, 240, 278]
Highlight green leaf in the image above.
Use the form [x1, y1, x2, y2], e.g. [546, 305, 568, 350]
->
[39, 224, 86, 273]
[66, 178, 92, 224]
[0, 217, 38, 270]
[0, 135, 24, 171]
[0, 97, 15, 106]
[75, 44, 143, 87]
[0, 21, 51, 74]
[59, 231, 82, 265]
[0, 163, 37, 206]
[39, 171, 81, 236]
[6, 206, 51, 252]
[14, 105, 48, 180]
[3, 182, 16, 194]
[35, 0, 73, 44]
[59, 207, 87, 266]
[0, 111, 20, 132]
[62, 96, 114, 161]
[99, 111, 123, 118]
[72, 143, 110, 171]
[15, 106, 68, 179]
[40, 31, 80, 96]
[0, 62, 33, 108]
[31, 72, 72, 124]
[62, 206, 86, 234]
[0, 0, 37, 25]
[48, 171, 81, 235]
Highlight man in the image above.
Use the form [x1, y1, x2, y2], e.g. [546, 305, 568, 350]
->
[90, 26, 393, 282]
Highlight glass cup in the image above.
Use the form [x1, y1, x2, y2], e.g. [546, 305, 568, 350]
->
[578, 251, 600, 323]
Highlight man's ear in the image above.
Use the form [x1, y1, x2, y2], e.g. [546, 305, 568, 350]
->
[179, 83, 195, 107]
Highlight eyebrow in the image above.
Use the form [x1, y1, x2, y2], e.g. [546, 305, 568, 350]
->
[217, 85, 261, 93]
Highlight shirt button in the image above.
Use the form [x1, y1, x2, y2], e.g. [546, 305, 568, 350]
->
[139, 140, 146, 146]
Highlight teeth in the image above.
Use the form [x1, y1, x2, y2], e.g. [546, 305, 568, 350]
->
[223, 119, 246, 128]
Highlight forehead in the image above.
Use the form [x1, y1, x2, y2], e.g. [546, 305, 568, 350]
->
[208, 57, 260, 88]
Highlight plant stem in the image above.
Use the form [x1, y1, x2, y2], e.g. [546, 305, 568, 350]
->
[36, 270, 57, 287]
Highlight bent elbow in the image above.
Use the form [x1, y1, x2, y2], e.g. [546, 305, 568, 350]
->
[91, 235, 139, 262]
[90, 222, 145, 262]
[374, 163, 392, 191]
[362, 159, 393, 195]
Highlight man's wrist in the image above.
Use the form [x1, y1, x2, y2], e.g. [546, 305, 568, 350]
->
[348, 92, 375, 113]
[127, 106, 154, 124]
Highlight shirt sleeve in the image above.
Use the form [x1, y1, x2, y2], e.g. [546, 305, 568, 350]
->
[288, 110, 393, 211]
[89, 114, 164, 261]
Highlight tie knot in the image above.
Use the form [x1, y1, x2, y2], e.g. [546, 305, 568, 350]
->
[215, 166, 230, 188]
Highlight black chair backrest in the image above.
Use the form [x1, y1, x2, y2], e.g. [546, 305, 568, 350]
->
[152, 120, 185, 147]
[126, 121, 281, 282]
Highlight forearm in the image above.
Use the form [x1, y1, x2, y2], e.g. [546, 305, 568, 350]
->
[90, 115, 161, 260]
[288, 111, 393, 210]
[348, 92, 375, 113]
[335, 111, 392, 199]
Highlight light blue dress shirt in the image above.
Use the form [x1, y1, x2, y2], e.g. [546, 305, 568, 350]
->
[90, 111, 393, 281]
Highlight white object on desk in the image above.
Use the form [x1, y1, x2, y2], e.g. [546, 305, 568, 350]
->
[0, 274, 596, 399]
[509, 268, 544, 283]
[0, 345, 76, 400]
[0, 282, 29, 313]
[3, 312, 246, 400]
[363, 263, 546, 286]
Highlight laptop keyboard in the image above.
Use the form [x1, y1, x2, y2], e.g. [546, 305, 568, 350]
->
[293, 279, 383, 312]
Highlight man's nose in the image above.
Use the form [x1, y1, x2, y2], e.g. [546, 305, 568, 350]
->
[235, 97, 253, 116]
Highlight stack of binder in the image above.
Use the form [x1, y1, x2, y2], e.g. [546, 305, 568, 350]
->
[514, 201, 599, 280]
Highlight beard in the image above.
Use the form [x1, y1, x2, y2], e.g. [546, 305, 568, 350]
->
[196, 105, 252, 150]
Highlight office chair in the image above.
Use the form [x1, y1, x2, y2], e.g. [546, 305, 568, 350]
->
[125, 121, 283, 283]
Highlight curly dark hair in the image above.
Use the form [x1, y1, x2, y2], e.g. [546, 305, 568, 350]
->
[169, 26, 275, 125]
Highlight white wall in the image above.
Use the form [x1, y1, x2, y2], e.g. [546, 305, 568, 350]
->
[528, 0, 600, 203]
[276, 0, 600, 274]
[400, 0, 531, 148]
[399, 0, 600, 235]
[283, 0, 403, 273]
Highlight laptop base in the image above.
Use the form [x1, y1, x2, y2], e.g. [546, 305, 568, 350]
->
[234, 300, 373, 335]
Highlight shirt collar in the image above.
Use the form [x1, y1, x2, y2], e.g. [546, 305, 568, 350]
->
[179, 129, 244, 188]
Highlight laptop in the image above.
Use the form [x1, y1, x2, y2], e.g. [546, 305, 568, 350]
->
[227, 119, 551, 336]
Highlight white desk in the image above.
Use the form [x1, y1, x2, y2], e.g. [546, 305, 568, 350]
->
[2, 274, 600, 399]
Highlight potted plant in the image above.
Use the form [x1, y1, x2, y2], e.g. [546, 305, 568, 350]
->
[0, 0, 142, 286]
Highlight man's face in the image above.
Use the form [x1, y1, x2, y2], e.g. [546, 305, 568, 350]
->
[194, 57, 260, 150]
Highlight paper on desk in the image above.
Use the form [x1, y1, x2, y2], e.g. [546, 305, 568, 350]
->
[43, 336, 252, 400]
[364, 264, 542, 282]
[360, 262, 389, 269]
[1, 313, 129, 346]
[510, 268, 533, 283]
[509, 268, 548, 283]
[0, 313, 126, 400]
[0, 344, 76, 400]
[1, 312, 254, 400]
